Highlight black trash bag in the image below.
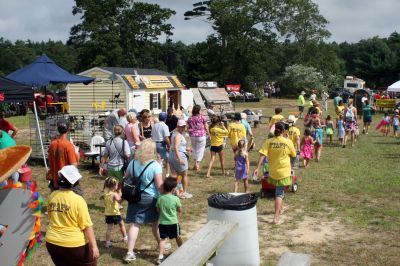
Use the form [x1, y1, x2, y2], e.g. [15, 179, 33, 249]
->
[208, 193, 258, 211]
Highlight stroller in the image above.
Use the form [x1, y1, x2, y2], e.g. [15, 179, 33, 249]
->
[259, 157, 299, 198]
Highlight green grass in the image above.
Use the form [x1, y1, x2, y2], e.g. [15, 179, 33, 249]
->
[14, 98, 400, 265]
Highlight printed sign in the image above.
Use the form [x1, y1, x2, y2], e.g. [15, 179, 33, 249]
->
[226, 84, 241, 92]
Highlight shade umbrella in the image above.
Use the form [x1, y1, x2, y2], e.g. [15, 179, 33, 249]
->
[6, 54, 95, 168]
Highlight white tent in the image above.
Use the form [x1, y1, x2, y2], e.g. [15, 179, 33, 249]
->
[388, 80, 400, 92]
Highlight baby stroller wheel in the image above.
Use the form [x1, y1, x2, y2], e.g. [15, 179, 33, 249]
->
[291, 183, 298, 192]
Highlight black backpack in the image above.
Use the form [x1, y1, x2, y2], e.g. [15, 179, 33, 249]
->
[122, 160, 155, 203]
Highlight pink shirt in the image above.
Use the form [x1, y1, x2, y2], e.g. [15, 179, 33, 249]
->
[125, 122, 139, 145]
[187, 115, 207, 137]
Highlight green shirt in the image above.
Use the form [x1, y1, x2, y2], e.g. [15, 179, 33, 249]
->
[0, 130, 16, 149]
[156, 194, 181, 225]
[297, 95, 305, 106]
[363, 105, 372, 118]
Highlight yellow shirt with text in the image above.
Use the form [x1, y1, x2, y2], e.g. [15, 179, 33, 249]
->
[45, 190, 93, 247]
[288, 126, 300, 149]
[228, 122, 246, 147]
[259, 136, 296, 180]
[210, 126, 229, 146]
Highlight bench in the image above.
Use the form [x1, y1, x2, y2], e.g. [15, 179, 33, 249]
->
[161, 220, 238, 266]
[259, 115, 271, 124]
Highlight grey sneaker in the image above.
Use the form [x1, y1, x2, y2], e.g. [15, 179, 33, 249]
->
[124, 252, 136, 262]
[157, 257, 165, 265]
[181, 192, 193, 199]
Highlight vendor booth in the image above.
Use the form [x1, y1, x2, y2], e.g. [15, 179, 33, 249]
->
[66, 67, 190, 114]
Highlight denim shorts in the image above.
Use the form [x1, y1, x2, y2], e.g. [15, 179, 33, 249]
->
[275, 186, 285, 198]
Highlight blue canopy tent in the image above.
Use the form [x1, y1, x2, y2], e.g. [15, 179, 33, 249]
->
[6, 54, 95, 168]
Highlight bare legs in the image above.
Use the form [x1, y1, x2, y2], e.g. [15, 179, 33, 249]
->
[273, 197, 283, 224]
[127, 221, 160, 254]
[206, 151, 225, 177]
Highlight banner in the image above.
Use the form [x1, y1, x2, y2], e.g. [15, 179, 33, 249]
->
[226, 84, 241, 92]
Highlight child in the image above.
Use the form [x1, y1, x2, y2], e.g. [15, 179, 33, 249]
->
[391, 110, 399, 137]
[376, 112, 391, 136]
[337, 115, 345, 147]
[103, 177, 127, 248]
[354, 123, 360, 142]
[300, 128, 314, 168]
[325, 115, 334, 144]
[156, 177, 183, 264]
[269, 108, 285, 136]
[234, 139, 250, 193]
[206, 116, 229, 178]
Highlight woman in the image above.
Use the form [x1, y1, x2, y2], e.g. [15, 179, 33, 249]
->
[169, 119, 192, 199]
[46, 165, 99, 266]
[206, 116, 229, 178]
[187, 105, 208, 171]
[124, 139, 164, 262]
[125, 112, 140, 156]
[138, 109, 153, 140]
[100, 125, 131, 182]
[343, 100, 357, 148]
[253, 122, 296, 224]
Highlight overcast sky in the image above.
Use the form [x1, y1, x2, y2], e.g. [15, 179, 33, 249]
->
[0, 0, 399, 44]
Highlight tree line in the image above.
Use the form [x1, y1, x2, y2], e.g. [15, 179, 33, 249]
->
[1, 0, 399, 95]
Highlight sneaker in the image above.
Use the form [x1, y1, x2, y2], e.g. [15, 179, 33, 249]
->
[124, 252, 136, 262]
[105, 241, 113, 248]
[157, 257, 165, 265]
[181, 192, 193, 199]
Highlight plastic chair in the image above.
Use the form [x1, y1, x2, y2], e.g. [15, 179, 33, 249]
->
[84, 135, 105, 166]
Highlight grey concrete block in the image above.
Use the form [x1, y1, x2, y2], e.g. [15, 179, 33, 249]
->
[277, 252, 312, 266]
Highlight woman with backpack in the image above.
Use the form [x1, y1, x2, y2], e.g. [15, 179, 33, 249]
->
[343, 100, 358, 148]
[123, 139, 164, 262]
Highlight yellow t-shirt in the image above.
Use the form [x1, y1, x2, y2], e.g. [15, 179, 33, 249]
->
[45, 190, 93, 248]
[210, 126, 229, 146]
[104, 191, 120, 216]
[288, 126, 300, 149]
[228, 122, 246, 147]
[269, 114, 285, 126]
[259, 136, 296, 180]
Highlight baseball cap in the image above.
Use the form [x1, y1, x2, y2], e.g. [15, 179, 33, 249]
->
[58, 165, 82, 185]
[159, 112, 167, 121]
[301, 91, 305, 95]
[177, 119, 186, 127]
[57, 118, 70, 131]
[287, 115, 297, 124]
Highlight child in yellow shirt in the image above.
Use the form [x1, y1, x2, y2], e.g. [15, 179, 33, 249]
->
[103, 176, 127, 248]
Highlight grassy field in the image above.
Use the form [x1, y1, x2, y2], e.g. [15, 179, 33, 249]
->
[9, 98, 400, 266]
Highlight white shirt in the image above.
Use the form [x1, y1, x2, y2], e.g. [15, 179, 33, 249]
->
[361, 96, 368, 104]
[151, 122, 170, 142]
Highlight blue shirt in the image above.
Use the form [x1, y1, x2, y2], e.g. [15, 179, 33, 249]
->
[127, 159, 162, 198]
[0, 130, 16, 149]
[241, 119, 252, 138]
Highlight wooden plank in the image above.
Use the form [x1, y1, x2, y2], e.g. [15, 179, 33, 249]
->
[161, 220, 238, 266]
[192, 88, 206, 109]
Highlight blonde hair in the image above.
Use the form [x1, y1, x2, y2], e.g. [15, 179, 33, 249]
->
[348, 99, 353, 106]
[236, 139, 247, 157]
[103, 176, 118, 191]
[136, 139, 157, 164]
[127, 112, 137, 123]
[113, 125, 124, 136]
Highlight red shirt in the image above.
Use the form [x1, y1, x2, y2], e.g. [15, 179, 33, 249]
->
[0, 119, 14, 133]
[47, 137, 78, 189]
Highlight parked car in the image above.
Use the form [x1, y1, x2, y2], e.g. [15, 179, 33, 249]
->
[243, 92, 260, 102]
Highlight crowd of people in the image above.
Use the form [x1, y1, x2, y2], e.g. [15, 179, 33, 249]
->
[2, 90, 399, 265]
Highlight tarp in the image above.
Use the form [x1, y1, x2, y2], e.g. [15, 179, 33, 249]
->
[0, 77, 34, 103]
[6, 54, 94, 87]
[388, 80, 400, 92]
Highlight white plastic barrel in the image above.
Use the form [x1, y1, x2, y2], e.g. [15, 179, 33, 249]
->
[207, 194, 260, 266]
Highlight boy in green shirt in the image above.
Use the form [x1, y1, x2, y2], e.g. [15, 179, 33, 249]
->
[156, 177, 182, 264]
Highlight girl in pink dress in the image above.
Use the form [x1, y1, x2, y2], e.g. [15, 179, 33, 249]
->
[300, 128, 315, 169]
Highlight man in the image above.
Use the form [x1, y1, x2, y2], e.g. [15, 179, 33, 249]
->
[0, 111, 18, 138]
[228, 113, 246, 153]
[47, 118, 80, 193]
[361, 93, 368, 105]
[297, 91, 306, 118]
[104, 108, 128, 140]
[151, 112, 171, 175]
[321, 90, 329, 112]
[287, 115, 301, 169]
